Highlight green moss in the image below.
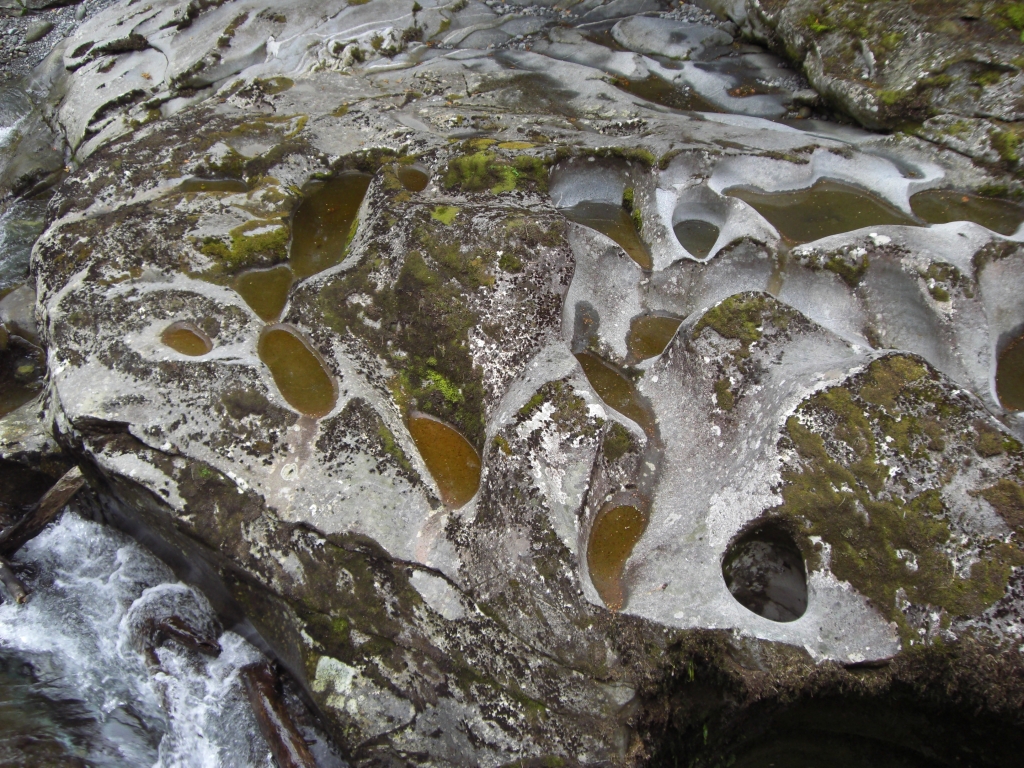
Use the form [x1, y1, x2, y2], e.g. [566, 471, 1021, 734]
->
[824, 254, 869, 287]
[878, 89, 903, 106]
[492, 434, 512, 455]
[773, 355, 1024, 639]
[929, 285, 950, 302]
[431, 205, 459, 225]
[714, 378, 735, 411]
[622, 187, 635, 212]
[256, 76, 293, 94]
[519, 391, 546, 417]
[692, 294, 793, 359]
[991, 127, 1022, 164]
[199, 221, 289, 274]
[498, 251, 523, 272]
[603, 421, 634, 462]
[376, 423, 415, 476]
[803, 14, 833, 34]
[979, 479, 1024, 529]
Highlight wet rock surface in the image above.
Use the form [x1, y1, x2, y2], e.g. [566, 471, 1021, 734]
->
[3, 0, 1024, 765]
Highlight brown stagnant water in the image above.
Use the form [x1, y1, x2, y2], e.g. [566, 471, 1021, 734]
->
[910, 189, 1024, 236]
[160, 322, 213, 356]
[176, 177, 249, 194]
[613, 74, 721, 114]
[673, 219, 720, 258]
[289, 172, 371, 278]
[587, 504, 647, 610]
[627, 315, 682, 361]
[233, 265, 293, 322]
[996, 334, 1024, 411]
[560, 201, 652, 270]
[397, 164, 430, 192]
[727, 179, 918, 245]
[0, 343, 43, 419]
[575, 351, 656, 434]
[257, 326, 336, 417]
[407, 413, 481, 509]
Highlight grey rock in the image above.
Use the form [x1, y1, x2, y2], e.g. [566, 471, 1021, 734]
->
[0, 285, 37, 345]
[24, 20, 53, 45]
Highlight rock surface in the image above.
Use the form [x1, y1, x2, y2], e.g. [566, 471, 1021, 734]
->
[4, 0, 1024, 764]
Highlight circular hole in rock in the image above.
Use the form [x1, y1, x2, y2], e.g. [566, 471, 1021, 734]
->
[397, 164, 430, 193]
[673, 219, 720, 259]
[722, 522, 807, 622]
[161, 322, 212, 356]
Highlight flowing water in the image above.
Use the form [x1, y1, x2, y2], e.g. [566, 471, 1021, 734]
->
[0, 512, 345, 768]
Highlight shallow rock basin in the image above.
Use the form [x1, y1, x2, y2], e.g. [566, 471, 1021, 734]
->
[673, 219, 720, 259]
[910, 189, 1024, 236]
[407, 412, 481, 509]
[560, 201, 651, 270]
[727, 179, 918, 245]
[257, 326, 335, 417]
[627, 314, 682, 361]
[575, 351, 654, 434]
[997, 334, 1024, 411]
[233, 265, 293, 322]
[588, 503, 647, 611]
[160, 322, 212, 356]
[722, 524, 808, 623]
[397, 164, 430, 193]
[289, 172, 371, 278]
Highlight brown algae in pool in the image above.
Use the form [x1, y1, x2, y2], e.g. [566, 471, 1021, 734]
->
[560, 201, 652, 270]
[588, 504, 647, 610]
[727, 179, 918, 245]
[407, 413, 481, 508]
[996, 335, 1024, 411]
[290, 172, 372, 278]
[910, 189, 1024, 236]
[177, 178, 249, 195]
[674, 219, 720, 259]
[233, 265, 294, 322]
[575, 352, 655, 434]
[627, 315, 682, 361]
[397, 164, 429, 192]
[258, 327, 336, 417]
[161, 322, 213, 356]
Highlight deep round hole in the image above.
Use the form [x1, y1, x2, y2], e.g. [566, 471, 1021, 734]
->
[722, 522, 807, 622]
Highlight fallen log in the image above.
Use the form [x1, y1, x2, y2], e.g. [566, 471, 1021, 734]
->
[241, 661, 317, 768]
[0, 466, 85, 557]
[0, 554, 28, 603]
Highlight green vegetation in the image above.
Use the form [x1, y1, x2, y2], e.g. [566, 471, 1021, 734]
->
[443, 149, 547, 194]
[773, 356, 1024, 639]
[431, 205, 459, 225]
[714, 378, 735, 411]
[824, 253, 869, 287]
[603, 421, 634, 462]
[991, 127, 1022, 164]
[693, 294, 793, 359]
[199, 222, 289, 274]
[803, 14, 833, 34]
[517, 380, 602, 438]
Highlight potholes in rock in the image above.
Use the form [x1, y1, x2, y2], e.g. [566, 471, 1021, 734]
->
[407, 412, 481, 509]
[176, 177, 250, 195]
[289, 172, 372, 279]
[722, 522, 808, 622]
[910, 189, 1024, 236]
[727, 180, 918, 245]
[0, 340, 42, 419]
[160, 322, 213, 357]
[233, 264, 293, 322]
[996, 333, 1024, 411]
[673, 219, 720, 259]
[257, 326, 336, 418]
[627, 314, 682, 362]
[575, 352, 655, 434]
[588, 501, 647, 611]
[560, 201, 652, 270]
[397, 164, 430, 193]
[612, 74, 721, 114]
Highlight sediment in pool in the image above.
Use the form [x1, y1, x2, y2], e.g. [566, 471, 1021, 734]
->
[233, 265, 293, 322]
[575, 351, 655, 434]
[996, 334, 1024, 411]
[587, 503, 647, 611]
[257, 326, 336, 417]
[560, 201, 652, 270]
[627, 315, 682, 361]
[673, 219, 720, 259]
[722, 522, 808, 622]
[161, 322, 212, 356]
[290, 172, 371, 278]
[397, 164, 429, 193]
[727, 180, 917, 244]
[407, 413, 481, 508]
[910, 189, 1024, 235]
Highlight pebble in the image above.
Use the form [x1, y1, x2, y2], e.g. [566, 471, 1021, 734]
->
[24, 20, 54, 45]
[76, 4, 87, 21]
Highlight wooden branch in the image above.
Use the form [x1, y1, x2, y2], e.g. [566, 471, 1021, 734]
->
[0, 555, 28, 603]
[241, 661, 317, 768]
[0, 466, 85, 557]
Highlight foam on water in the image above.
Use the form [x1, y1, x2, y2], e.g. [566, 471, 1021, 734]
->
[0, 512, 341, 767]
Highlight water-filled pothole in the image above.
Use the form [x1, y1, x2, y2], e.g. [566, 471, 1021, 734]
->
[160, 322, 212, 356]
[233, 265, 293, 322]
[996, 334, 1024, 411]
[560, 202, 652, 270]
[627, 314, 682, 361]
[176, 178, 249, 195]
[0, 342, 43, 419]
[289, 172, 372, 279]
[727, 180, 918, 245]
[407, 412, 481, 509]
[588, 503, 647, 611]
[613, 74, 721, 113]
[673, 219, 720, 259]
[575, 352, 655, 434]
[722, 523, 807, 622]
[257, 326, 336, 417]
[397, 164, 430, 193]
[910, 189, 1024, 235]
